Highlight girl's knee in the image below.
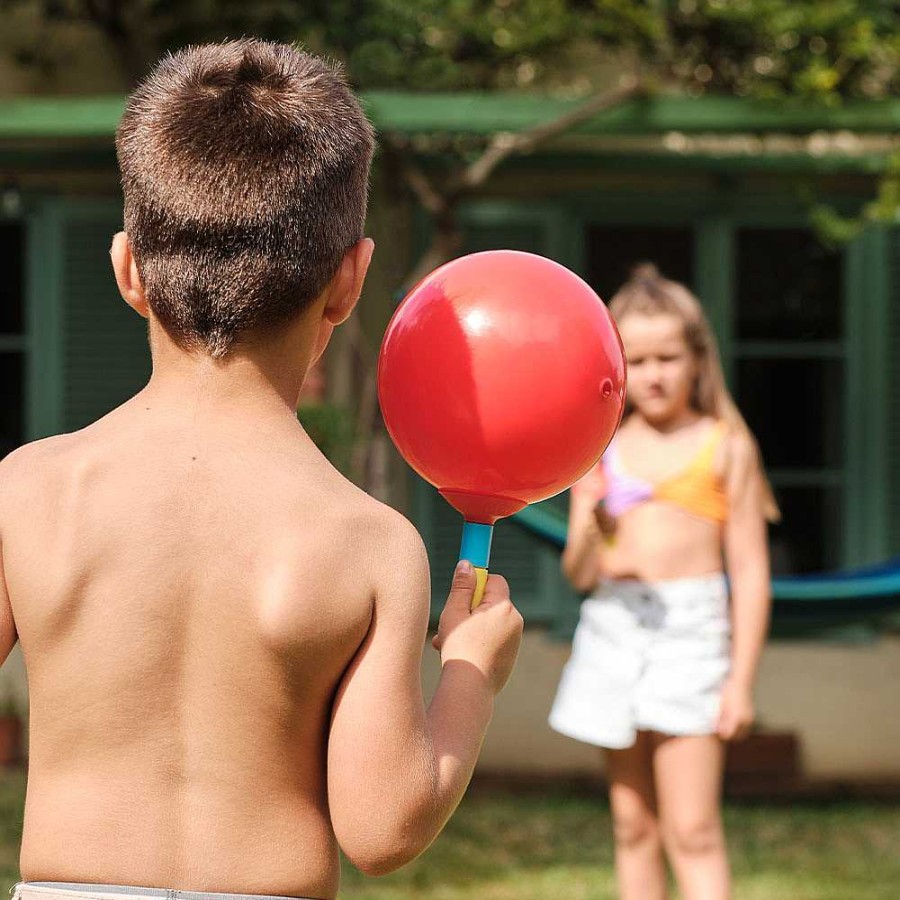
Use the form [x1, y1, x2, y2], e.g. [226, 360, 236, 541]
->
[665, 814, 725, 857]
[612, 808, 661, 850]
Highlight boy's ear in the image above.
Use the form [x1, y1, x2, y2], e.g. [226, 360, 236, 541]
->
[110, 231, 149, 319]
[324, 237, 374, 326]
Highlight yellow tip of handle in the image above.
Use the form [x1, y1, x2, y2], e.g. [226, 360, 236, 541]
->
[471, 567, 489, 610]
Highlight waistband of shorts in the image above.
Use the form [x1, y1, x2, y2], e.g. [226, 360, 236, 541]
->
[10, 883, 316, 900]
[594, 572, 727, 600]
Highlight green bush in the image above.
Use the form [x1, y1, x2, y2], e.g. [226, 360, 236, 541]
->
[297, 403, 356, 474]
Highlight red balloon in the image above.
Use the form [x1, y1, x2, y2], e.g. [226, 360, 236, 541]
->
[378, 250, 626, 524]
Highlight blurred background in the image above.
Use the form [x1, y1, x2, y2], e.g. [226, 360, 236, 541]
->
[1, 1, 899, 897]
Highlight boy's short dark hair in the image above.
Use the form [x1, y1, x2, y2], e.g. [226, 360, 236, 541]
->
[116, 39, 375, 358]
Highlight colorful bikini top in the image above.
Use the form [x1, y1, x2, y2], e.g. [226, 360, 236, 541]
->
[576, 420, 729, 523]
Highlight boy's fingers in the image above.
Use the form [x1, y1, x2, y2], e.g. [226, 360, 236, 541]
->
[445, 560, 476, 611]
[477, 573, 510, 607]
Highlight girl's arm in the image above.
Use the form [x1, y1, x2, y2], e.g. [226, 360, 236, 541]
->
[561, 470, 606, 593]
[719, 430, 772, 740]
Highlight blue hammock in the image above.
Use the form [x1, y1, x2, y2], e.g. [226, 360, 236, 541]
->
[512, 504, 900, 632]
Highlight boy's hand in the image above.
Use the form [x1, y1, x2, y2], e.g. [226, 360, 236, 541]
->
[432, 561, 523, 694]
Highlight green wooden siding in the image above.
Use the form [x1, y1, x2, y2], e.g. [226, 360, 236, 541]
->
[25, 199, 64, 441]
[27, 197, 150, 439]
[887, 228, 900, 555]
[61, 201, 150, 430]
[845, 227, 890, 563]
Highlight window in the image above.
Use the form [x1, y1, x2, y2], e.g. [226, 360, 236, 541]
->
[734, 228, 845, 573]
[585, 225, 694, 302]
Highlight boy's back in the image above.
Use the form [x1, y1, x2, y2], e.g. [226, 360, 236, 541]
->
[1, 40, 522, 900]
[3, 389, 384, 897]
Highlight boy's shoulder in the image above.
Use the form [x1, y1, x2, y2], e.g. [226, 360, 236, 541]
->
[0, 433, 73, 493]
[331, 476, 427, 569]
[0, 434, 79, 518]
[305, 461, 426, 601]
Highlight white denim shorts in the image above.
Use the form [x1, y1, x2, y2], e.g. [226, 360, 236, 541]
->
[549, 573, 731, 749]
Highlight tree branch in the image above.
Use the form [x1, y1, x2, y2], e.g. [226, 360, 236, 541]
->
[385, 140, 447, 216]
[401, 221, 462, 291]
[458, 75, 645, 192]
[80, 0, 150, 83]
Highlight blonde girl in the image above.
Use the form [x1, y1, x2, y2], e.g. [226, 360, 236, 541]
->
[550, 264, 776, 900]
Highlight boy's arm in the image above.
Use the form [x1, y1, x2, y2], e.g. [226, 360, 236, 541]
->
[0, 538, 17, 667]
[328, 514, 521, 876]
[0, 462, 19, 667]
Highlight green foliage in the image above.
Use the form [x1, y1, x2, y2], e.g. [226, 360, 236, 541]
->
[297, 402, 356, 474]
[863, 151, 900, 224]
[658, 0, 900, 102]
[6, 1, 900, 99]
[5, 0, 900, 230]
[151, 0, 618, 92]
[808, 203, 865, 247]
[0, 687, 18, 720]
[157, 0, 900, 102]
[808, 151, 900, 245]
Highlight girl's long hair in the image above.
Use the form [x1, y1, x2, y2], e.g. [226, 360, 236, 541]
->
[609, 263, 780, 523]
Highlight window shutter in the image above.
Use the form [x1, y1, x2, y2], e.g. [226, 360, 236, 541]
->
[59, 200, 150, 432]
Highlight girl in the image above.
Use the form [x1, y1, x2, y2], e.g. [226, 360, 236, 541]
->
[549, 264, 776, 900]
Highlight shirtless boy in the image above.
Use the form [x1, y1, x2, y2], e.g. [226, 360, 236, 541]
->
[0, 40, 523, 900]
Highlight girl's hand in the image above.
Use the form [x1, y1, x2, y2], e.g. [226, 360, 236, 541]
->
[716, 679, 754, 742]
[592, 500, 617, 541]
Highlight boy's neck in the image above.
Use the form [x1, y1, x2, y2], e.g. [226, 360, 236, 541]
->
[141, 315, 318, 422]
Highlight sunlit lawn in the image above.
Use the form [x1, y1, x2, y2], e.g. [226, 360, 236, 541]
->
[0, 769, 896, 899]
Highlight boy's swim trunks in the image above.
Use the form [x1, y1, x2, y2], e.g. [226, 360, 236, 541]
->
[11, 884, 317, 900]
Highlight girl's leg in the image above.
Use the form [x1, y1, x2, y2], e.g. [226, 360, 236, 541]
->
[652, 733, 730, 900]
[605, 730, 669, 900]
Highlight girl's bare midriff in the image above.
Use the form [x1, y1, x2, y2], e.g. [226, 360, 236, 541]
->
[599, 501, 723, 583]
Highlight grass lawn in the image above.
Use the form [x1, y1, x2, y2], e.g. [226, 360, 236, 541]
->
[0, 769, 896, 899]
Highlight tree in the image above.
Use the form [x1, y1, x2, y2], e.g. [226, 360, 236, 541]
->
[8, 1, 900, 251]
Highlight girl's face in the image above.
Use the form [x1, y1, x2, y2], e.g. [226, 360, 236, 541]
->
[617, 313, 698, 424]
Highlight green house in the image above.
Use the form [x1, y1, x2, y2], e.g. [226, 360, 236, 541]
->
[5, 92, 900, 781]
[2, 93, 900, 628]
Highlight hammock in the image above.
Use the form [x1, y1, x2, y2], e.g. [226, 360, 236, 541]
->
[512, 504, 900, 636]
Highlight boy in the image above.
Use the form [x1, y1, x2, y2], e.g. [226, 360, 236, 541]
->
[0, 40, 523, 900]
